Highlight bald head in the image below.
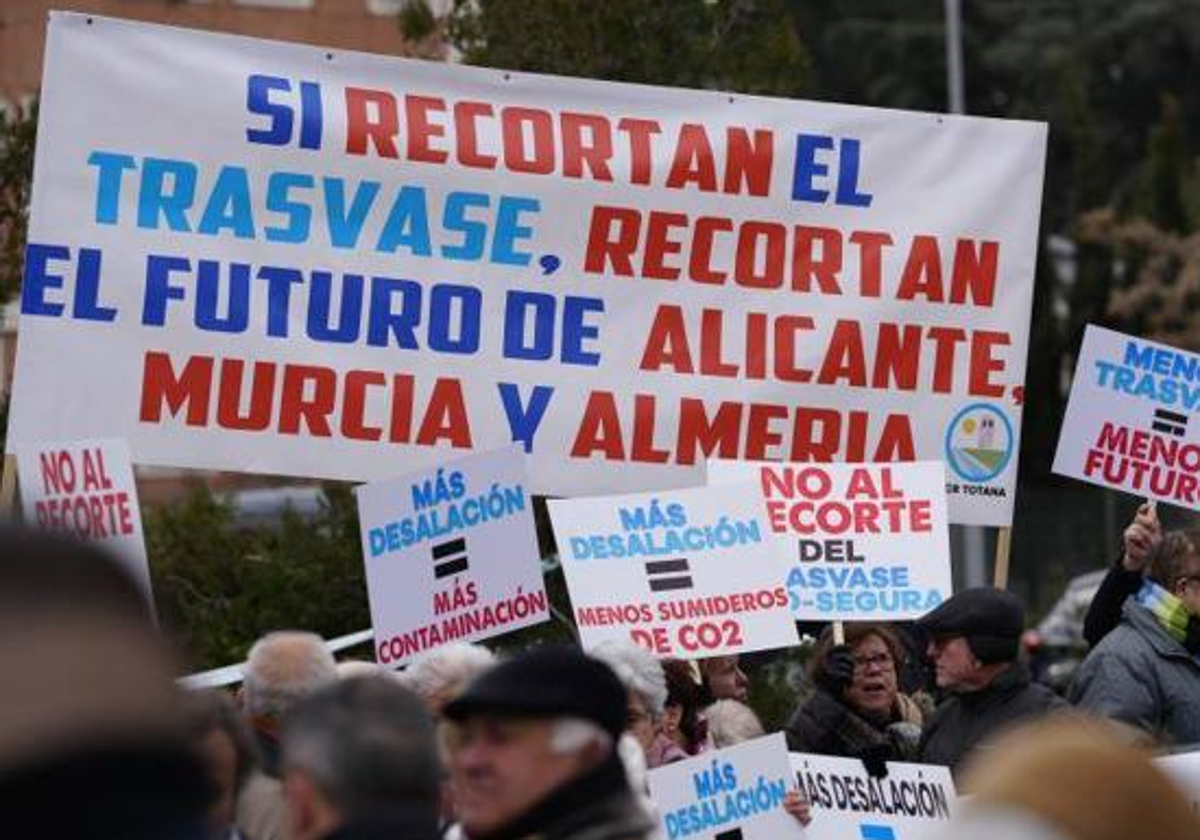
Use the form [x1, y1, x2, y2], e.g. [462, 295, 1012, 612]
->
[243, 631, 337, 720]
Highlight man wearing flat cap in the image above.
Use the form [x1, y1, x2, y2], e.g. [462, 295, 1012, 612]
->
[442, 645, 655, 840]
[917, 587, 1064, 774]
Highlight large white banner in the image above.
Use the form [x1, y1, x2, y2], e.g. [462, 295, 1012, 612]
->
[9, 14, 1046, 525]
[14, 438, 155, 609]
[650, 733, 804, 840]
[354, 445, 549, 666]
[547, 483, 798, 658]
[1053, 325, 1200, 509]
[791, 753, 956, 840]
[708, 460, 951, 621]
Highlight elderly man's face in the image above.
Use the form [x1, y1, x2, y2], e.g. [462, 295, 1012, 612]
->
[927, 635, 978, 690]
[449, 715, 591, 835]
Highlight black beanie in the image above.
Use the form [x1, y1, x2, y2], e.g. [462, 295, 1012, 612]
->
[917, 587, 1024, 664]
[442, 645, 626, 739]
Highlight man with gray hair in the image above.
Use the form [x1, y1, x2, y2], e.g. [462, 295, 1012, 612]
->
[442, 645, 655, 840]
[281, 677, 442, 840]
[238, 631, 338, 840]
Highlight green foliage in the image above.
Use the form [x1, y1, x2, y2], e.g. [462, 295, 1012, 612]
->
[0, 101, 37, 304]
[146, 482, 370, 669]
[145, 481, 580, 670]
[1137, 94, 1190, 234]
[431, 0, 808, 96]
[399, 0, 440, 42]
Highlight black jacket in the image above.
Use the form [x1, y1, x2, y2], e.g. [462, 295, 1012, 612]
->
[1082, 558, 1142, 649]
[470, 753, 654, 840]
[918, 662, 1064, 775]
[785, 689, 920, 766]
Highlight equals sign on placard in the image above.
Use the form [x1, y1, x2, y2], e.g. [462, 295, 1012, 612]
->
[645, 558, 693, 592]
[432, 537, 469, 579]
[1153, 408, 1189, 438]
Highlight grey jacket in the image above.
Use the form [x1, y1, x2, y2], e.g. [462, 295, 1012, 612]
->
[1071, 600, 1200, 746]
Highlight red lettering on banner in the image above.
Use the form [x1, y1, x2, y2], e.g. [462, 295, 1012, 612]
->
[81, 448, 114, 492]
[561, 112, 614, 181]
[849, 230, 893, 297]
[341, 87, 776, 195]
[571, 391, 915, 464]
[582, 207, 999, 307]
[724, 129, 773, 197]
[405, 95, 449, 164]
[454, 101, 497, 168]
[343, 370, 386, 441]
[502, 107, 556, 174]
[139, 351, 471, 447]
[40, 451, 74, 495]
[279, 364, 337, 437]
[818, 321, 868, 386]
[794, 225, 842, 294]
[691, 217, 733, 284]
[763, 497, 933, 534]
[217, 359, 276, 430]
[969, 330, 1010, 397]
[345, 87, 400, 158]
[141, 351, 212, 426]
[638, 307, 1009, 396]
[616, 118, 660, 185]
[643, 212, 688, 280]
[34, 491, 135, 538]
[665, 124, 718, 192]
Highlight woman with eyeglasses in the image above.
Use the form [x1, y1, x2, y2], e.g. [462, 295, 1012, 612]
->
[785, 623, 924, 773]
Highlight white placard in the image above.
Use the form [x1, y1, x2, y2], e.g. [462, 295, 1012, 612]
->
[791, 752, 956, 840]
[650, 733, 804, 840]
[708, 460, 951, 621]
[355, 445, 548, 666]
[8, 13, 1046, 526]
[1053, 324, 1200, 509]
[14, 438, 154, 606]
[548, 483, 798, 657]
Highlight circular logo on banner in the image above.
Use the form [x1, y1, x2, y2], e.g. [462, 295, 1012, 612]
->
[944, 403, 1014, 482]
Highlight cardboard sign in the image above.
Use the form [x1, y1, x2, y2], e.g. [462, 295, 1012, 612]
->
[8, 13, 1046, 526]
[791, 753, 956, 840]
[354, 446, 548, 666]
[1054, 325, 1200, 508]
[14, 438, 154, 605]
[649, 733, 804, 840]
[708, 460, 951, 621]
[548, 483, 797, 657]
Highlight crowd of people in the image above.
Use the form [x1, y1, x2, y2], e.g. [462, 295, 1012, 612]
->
[6, 505, 1200, 840]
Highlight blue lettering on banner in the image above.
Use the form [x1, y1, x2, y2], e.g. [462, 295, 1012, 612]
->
[86, 151, 541, 262]
[245, 74, 323, 149]
[786, 565, 943, 615]
[1091, 340, 1200, 413]
[663, 765, 788, 840]
[860, 826, 896, 840]
[568, 507, 762, 561]
[367, 477, 526, 557]
[790, 133, 873, 207]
